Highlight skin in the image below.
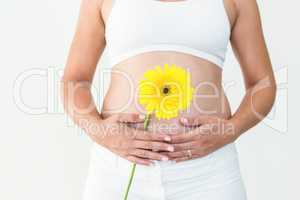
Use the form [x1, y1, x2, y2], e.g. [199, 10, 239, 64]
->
[61, 0, 276, 166]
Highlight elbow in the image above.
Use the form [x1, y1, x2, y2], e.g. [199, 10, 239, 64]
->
[59, 74, 76, 109]
[60, 76, 70, 110]
[59, 74, 93, 111]
[250, 75, 277, 118]
[262, 77, 277, 116]
[269, 81, 277, 111]
[267, 73, 277, 109]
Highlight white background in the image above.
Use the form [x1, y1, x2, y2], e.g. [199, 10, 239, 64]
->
[0, 0, 299, 199]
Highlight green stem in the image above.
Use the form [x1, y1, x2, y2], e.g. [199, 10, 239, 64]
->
[143, 114, 151, 130]
[123, 114, 151, 200]
[123, 164, 136, 200]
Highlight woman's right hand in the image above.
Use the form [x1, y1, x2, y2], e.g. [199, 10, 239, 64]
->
[93, 113, 175, 166]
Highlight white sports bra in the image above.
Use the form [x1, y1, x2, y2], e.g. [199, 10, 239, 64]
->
[105, 0, 231, 69]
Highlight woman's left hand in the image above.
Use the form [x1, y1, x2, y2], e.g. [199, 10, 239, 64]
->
[163, 116, 240, 163]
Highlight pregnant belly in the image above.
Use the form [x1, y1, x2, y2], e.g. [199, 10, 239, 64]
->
[101, 52, 231, 134]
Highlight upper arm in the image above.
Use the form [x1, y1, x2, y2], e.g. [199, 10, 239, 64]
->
[230, 0, 275, 89]
[63, 0, 106, 82]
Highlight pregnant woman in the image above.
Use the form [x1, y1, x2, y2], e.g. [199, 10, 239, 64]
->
[61, 0, 276, 199]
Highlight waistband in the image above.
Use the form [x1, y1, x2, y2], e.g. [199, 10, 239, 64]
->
[89, 142, 241, 194]
[90, 141, 238, 172]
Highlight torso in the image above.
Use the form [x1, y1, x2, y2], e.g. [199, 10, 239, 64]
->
[100, 0, 238, 134]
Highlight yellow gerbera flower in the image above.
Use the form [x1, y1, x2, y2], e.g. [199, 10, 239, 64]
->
[124, 64, 194, 200]
[138, 63, 194, 120]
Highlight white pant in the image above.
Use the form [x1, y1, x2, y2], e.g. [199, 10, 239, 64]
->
[83, 143, 247, 200]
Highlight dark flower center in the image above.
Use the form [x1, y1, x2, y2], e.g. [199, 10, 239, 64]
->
[162, 85, 170, 95]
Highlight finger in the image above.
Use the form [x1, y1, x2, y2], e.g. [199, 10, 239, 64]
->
[173, 141, 198, 151]
[129, 149, 169, 161]
[133, 141, 174, 152]
[170, 131, 199, 143]
[117, 113, 146, 123]
[132, 129, 172, 142]
[126, 156, 154, 166]
[173, 156, 190, 163]
[172, 149, 212, 163]
[162, 149, 197, 159]
[179, 115, 216, 127]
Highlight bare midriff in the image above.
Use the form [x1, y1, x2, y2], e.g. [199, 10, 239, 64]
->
[101, 52, 231, 134]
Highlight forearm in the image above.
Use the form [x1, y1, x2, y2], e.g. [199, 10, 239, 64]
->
[229, 77, 277, 137]
[60, 79, 103, 139]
